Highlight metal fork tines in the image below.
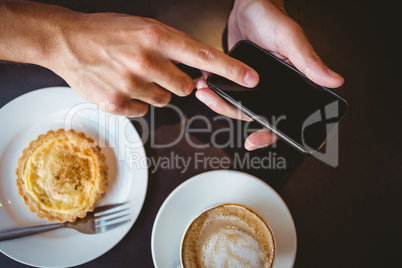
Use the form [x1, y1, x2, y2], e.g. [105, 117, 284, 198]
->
[88, 203, 131, 233]
[0, 202, 131, 242]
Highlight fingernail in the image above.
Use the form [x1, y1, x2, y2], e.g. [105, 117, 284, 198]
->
[327, 68, 341, 78]
[201, 70, 210, 78]
[244, 70, 259, 87]
[197, 92, 210, 105]
[245, 139, 258, 151]
[195, 79, 208, 89]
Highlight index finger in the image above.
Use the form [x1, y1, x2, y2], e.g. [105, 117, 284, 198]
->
[167, 37, 259, 88]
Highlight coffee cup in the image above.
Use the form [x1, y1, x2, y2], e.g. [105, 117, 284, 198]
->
[180, 203, 276, 268]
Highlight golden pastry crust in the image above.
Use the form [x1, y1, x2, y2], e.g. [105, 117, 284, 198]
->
[15, 129, 108, 222]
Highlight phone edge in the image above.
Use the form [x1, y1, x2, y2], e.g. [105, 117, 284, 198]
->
[207, 40, 350, 155]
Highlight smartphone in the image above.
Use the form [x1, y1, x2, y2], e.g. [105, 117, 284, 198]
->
[207, 40, 349, 154]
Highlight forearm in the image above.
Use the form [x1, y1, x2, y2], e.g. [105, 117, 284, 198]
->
[1, 1, 260, 118]
[0, 1, 77, 68]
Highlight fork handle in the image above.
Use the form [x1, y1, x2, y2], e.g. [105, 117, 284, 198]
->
[0, 223, 63, 241]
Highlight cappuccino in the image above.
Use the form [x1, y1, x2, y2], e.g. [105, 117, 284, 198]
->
[181, 204, 275, 268]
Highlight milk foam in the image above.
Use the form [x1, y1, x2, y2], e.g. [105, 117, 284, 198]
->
[203, 228, 264, 267]
[181, 204, 275, 268]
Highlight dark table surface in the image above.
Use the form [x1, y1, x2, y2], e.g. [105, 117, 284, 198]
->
[1, 0, 400, 267]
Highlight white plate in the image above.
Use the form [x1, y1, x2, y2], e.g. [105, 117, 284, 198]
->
[0, 87, 148, 267]
[151, 170, 297, 268]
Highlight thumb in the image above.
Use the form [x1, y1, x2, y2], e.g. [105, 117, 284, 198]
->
[282, 24, 344, 88]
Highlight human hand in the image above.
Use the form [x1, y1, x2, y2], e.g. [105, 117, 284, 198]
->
[46, 12, 259, 117]
[195, 0, 344, 150]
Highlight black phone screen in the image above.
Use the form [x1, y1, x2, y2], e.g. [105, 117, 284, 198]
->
[207, 41, 349, 154]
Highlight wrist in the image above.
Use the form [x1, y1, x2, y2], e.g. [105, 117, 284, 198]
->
[0, 1, 79, 69]
[228, 0, 255, 44]
[230, 0, 287, 30]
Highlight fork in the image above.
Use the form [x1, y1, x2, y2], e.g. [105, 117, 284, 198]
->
[0, 203, 130, 242]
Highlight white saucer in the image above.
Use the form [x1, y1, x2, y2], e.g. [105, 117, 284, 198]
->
[0, 87, 148, 267]
[151, 170, 297, 268]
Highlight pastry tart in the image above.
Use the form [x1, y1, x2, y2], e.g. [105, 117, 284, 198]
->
[15, 129, 108, 222]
